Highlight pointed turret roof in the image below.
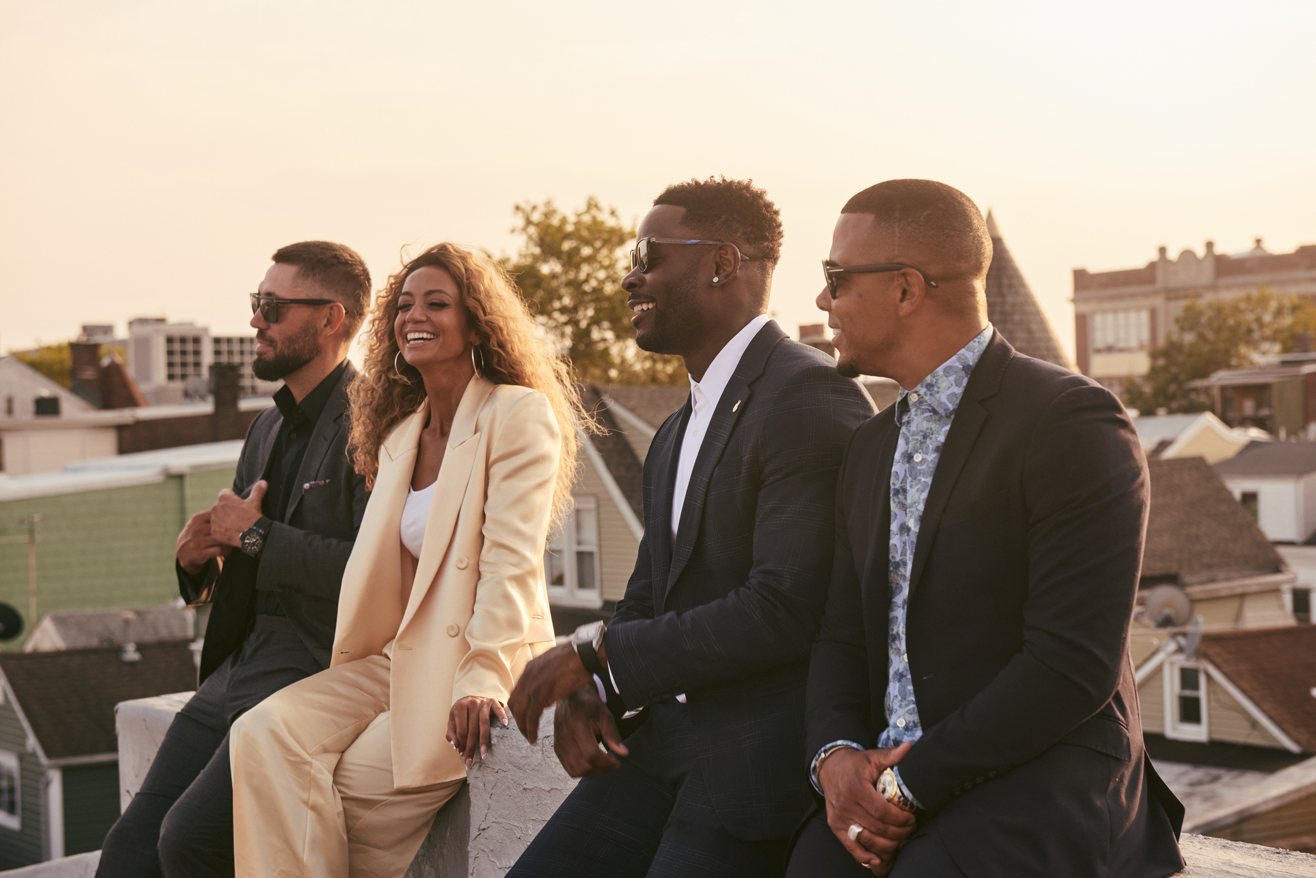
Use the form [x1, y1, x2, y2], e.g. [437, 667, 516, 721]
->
[984, 211, 1074, 371]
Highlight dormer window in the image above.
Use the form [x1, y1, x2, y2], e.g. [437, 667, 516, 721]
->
[1164, 658, 1209, 742]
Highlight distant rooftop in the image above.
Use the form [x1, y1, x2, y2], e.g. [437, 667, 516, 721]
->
[0, 439, 243, 502]
[1143, 457, 1284, 585]
[1198, 626, 1316, 753]
[1215, 441, 1316, 478]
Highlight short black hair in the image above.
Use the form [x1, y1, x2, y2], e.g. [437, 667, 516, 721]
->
[271, 241, 373, 338]
[841, 180, 991, 278]
[653, 177, 783, 266]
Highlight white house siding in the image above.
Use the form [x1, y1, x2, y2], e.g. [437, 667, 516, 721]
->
[0, 429, 118, 476]
[1301, 472, 1316, 544]
[573, 459, 640, 605]
[1222, 478, 1300, 543]
[0, 699, 44, 868]
[1203, 677, 1284, 750]
[1139, 666, 1166, 735]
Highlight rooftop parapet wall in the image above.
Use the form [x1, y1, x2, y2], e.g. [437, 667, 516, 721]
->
[1075, 242, 1316, 297]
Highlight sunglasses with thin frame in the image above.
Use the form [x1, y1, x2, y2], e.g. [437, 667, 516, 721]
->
[821, 260, 939, 299]
[250, 293, 338, 324]
[629, 237, 753, 274]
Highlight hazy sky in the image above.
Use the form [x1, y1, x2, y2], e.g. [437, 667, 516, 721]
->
[3, 0, 1314, 364]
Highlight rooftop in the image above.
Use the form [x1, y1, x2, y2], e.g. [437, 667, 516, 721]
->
[1143, 457, 1284, 584]
[0, 439, 243, 502]
[1198, 625, 1316, 754]
[0, 640, 197, 761]
[1215, 441, 1316, 478]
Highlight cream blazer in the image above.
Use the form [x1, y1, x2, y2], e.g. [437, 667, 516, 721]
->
[331, 375, 558, 789]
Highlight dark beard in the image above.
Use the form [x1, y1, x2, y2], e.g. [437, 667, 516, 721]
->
[252, 321, 320, 381]
[835, 358, 860, 379]
[634, 262, 701, 356]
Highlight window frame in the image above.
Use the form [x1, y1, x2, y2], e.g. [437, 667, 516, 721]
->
[544, 495, 603, 609]
[0, 749, 21, 831]
[1164, 658, 1209, 743]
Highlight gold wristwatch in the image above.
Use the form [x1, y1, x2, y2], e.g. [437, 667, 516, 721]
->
[877, 768, 918, 813]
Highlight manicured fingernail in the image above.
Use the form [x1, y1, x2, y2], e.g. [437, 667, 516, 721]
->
[480, 745, 487, 757]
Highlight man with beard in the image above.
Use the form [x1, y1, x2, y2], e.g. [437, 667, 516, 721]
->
[507, 178, 874, 877]
[97, 241, 372, 878]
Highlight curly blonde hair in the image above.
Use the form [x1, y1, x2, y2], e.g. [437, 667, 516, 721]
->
[348, 243, 592, 528]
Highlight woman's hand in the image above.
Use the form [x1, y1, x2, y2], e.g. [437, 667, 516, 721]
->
[446, 696, 509, 770]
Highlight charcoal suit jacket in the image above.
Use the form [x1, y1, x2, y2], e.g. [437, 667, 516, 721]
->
[605, 320, 875, 841]
[804, 332, 1184, 877]
[179, 362, 369, 682]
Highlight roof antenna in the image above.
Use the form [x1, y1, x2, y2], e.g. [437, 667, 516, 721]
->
[120, 610, 140, 663]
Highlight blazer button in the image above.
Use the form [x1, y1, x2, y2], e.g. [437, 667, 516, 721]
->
[446, 623, 460, 637]
[455, 556, 470, 570]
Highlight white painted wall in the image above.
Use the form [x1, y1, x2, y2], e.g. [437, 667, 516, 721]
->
[1222, 478, 1300, 543]
[0, 428, 118, 475]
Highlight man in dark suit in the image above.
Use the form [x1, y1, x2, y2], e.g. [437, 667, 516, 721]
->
[506, 177, 874, 877]
[786, 180, 1184, 877]
[97, 242, 372, 878]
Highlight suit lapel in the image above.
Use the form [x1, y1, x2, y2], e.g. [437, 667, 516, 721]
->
[649, 401, 690, 601]
[906, 333, 1013, 597]
[399, 375, 495, 633]
[664, 321, 786, 597]
[862, 408, 900, 606]
[284, 363, 355, 522]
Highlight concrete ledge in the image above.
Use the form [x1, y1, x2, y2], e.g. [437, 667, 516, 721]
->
[0, 851, 99, 876]
[95, 694, 1316, 877]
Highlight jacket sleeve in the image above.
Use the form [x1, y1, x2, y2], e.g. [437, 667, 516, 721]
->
[897, 384, 1148, 812]
[605, 369, 873, 709]
[451, 391, 561, 705]
[176, 434, 253, 604]
[802, 429, 876, 770]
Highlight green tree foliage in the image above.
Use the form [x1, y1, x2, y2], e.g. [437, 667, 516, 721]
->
[1124, 287, 1316, 414]
[500, 198, 685, 386]
[15, 343, 72, 388]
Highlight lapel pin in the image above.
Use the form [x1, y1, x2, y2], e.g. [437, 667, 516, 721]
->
[732, 400, 741, 412]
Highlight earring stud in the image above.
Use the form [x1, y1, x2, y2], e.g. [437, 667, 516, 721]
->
[712, 276, 720, 284]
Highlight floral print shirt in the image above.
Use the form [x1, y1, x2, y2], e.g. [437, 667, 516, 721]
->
[878, 324, 994, 750]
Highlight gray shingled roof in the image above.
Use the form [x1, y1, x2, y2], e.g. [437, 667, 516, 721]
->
[598, 386, 689, 431]
[581, 386, 645, 519]
[1215, 441, 1316, 477]
[985, 212, 1074, 371]
[1143, 457, 1284, 585]
[0, 641, 197, 760]
[24, 605, 193, 652]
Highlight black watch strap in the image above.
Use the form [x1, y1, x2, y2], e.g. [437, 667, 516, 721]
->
[572, 621, 607, 676]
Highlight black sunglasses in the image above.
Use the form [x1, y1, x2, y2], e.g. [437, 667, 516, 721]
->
[821, 260, 939, 299]
[250, 293, 338, 324]
[629, 237, 753, 273]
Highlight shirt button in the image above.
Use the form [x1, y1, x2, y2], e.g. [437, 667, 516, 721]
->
[455, 556, 469, 570]
[910, 392, 920, 402]
[446, 623, 460, 637]
[896, 718, 907, 728]
[913, 452, 923, 463]
[902, 653, 908, 663]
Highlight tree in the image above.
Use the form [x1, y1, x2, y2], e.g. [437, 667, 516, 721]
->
[499, 198, 685, 386]
[15, 343, 72, 388]
[1124, 286, 1316, 414]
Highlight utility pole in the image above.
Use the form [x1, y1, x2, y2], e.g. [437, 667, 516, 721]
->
[1, 515, 45, 627]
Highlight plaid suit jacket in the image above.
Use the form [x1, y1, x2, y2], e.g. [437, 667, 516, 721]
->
[606, 320, 874, 841]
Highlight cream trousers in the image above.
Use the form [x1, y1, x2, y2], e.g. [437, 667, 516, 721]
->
[230, 654, 463, 878]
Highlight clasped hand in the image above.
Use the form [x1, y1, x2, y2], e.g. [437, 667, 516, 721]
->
[176, 482, 268, 575]
[818, 743, 917, 875]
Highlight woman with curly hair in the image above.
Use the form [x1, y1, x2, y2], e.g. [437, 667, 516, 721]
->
[230, 242, 589, 877]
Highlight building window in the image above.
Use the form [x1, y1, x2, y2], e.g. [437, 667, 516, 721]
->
[545, 495, 601, 608]
[0, 750, 20, 830]
[1164, 660, 1208, 742]
[1294, 587, 1312, 624]
[1092, 310, 1152, 353]
[1240, 492, 1259, 521]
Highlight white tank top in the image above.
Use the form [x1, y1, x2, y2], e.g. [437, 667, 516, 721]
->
[400, 481, 436, 558]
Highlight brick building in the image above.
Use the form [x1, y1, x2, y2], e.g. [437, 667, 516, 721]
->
[1073, 238, 1316, 397]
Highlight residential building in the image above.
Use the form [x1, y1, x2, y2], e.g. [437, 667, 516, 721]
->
[125, 318, 279, 403]
[1073, 237, 1316, 397]
[1215, 442, 1316, 544]
[0, 442, 241, 643]
[1191, 350, 1316, 438]
[23, 605, 195, 654]
[0, 641, 197, 867]
[1133, 411, 1263, 464]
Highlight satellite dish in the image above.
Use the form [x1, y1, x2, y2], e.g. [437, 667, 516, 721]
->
[0, 603, 24, 642]
[1145, 584, 1193, 628]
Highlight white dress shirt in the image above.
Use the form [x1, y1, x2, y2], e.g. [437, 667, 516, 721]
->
[670, 313, 771, 538]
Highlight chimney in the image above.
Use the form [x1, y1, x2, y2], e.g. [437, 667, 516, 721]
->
[1157, 246, 1168, 260]
[211, 363, 242, 441]
[799, 324, 835, 357]
[1294, 332, 1314, 354]
[1204, 241, 1215, 256]
[120, 611, 141, 663]
[69, 342, 104, 408]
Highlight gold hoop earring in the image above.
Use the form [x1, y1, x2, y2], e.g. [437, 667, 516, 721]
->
[394, 350, 414, 384]
[471, 346, 486, 375]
